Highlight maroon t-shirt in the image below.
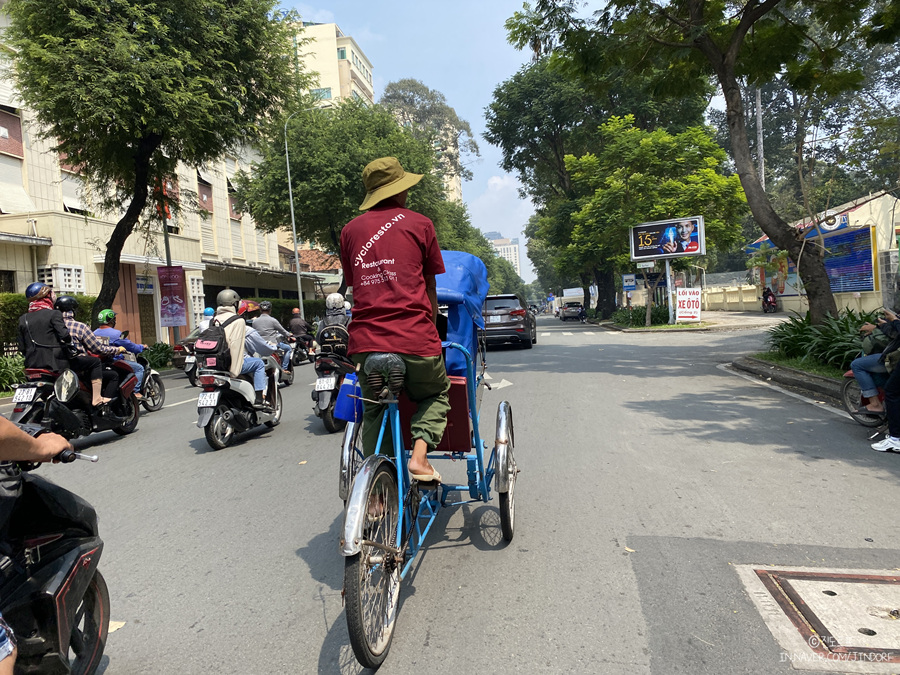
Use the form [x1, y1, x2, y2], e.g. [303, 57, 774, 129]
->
[340, 204, 445, 356]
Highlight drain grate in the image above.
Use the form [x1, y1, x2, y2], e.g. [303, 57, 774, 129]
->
[736, 565, 900, 673]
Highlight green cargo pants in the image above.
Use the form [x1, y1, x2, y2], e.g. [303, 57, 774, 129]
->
[351, 353, 451, 457]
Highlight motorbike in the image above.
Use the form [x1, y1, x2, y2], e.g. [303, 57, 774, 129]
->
[10, 360, 141, 440]
[272, 339, 295, 387]
[312, 324, 355, 433]
[290, 335, 315, 367]
[120, 350, 166, 412]
[841, 364, 888, 435]
[184, 350, 199, 387]
[195, 355, 283, 450]
[0, 423, 109, 675]
[762, 293, 777, 313]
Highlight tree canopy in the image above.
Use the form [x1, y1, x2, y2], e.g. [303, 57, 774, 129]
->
[506, 0, 900, 323]
[2, 0, 304, 321]
[235, 98, 523, 295]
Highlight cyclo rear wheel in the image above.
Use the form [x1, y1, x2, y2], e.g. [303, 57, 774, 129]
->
[344, 462, 401, 669]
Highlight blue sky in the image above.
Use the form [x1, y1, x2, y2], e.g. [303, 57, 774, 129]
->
[292, 1, 538, 281]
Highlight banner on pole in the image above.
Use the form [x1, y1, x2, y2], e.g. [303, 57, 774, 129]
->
[158, 265, 187, 327]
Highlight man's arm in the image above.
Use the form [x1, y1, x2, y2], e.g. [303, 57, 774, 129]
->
[0, 416, 71, 462]
[425, 275, 438, 325]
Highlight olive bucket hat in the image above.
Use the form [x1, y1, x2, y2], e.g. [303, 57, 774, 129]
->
[358, 157, 423, 211]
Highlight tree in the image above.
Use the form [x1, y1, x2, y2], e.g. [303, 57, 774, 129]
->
[380, 79, 481, 184]
[236, 98, 515, 289]
[508, 0, 899, 323]
[236, 99, 443, 253]
[564, 116, 747, 316]
[3, 0, 304, 323]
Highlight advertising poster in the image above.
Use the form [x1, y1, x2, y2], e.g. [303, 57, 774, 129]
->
[676, 288, 701, 322]
[158, 265, 187, 327]
[630, 216, 706, 262]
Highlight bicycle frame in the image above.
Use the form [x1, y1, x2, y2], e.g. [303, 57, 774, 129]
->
[341, 342, 495, 579]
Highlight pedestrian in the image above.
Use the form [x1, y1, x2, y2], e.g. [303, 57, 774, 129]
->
[339, 156, 449, 483]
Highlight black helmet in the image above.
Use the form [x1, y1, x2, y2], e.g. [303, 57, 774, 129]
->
[54, 295, 79, 313]
[25, 281, 51, 300]
[216, 289, 240, 310]
[259, 300, 272, 312]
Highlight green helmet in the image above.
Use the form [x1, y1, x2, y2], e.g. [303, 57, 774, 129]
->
[98, 309, 116, 324]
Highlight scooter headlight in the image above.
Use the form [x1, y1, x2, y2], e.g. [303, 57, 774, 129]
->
[54, 369, 80, 403]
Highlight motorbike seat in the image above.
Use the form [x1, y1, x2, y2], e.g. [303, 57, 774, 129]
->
[25, 368, 58, 380]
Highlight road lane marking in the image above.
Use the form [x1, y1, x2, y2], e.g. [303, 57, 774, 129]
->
[492, 379, 513, 390]
[167, 398, 199, 407]
[562, 332, 574, 336]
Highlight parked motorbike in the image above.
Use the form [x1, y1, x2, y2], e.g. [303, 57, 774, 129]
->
[312, 324, 355, 433]
[0, 423, 109, 675]
[196, 355, 283, 450]
[762, 292, 778, 313]
[10, 361, 141, 440]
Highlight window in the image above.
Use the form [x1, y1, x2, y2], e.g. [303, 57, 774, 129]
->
[0, 152, 36, 215]
[61, 173, 89, 215]
[189, 276, 205, 327]
[311, 87, 332, 100]
[38, 265, 85, 294]
[231, 219, 243, 259]
[0, 108, 23, 158]
[0, 270, 14, 293]
[337, 47, 346, 59]
[256, 231, 268, 264]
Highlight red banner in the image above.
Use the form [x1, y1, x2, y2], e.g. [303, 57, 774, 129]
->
[158, 265, 187, 327]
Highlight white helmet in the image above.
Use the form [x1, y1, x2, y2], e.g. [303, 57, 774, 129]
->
[344, 301, 351, 310]
[326, 293, 344, 310]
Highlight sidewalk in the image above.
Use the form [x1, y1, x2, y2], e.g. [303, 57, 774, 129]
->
[599, 309, 790, 332]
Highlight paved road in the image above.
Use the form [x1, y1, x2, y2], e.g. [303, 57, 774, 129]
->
[6, 316, 899, 674]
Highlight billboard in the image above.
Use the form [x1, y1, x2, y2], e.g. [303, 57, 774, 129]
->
[630, 216, 706, 262]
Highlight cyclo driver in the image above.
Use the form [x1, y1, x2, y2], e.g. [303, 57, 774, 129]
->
[339, 156, 449, 483]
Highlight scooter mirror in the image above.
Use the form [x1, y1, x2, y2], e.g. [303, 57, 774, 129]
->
[120, 330, 129, 339]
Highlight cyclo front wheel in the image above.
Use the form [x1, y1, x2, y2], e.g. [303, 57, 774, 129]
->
[344, 462, 401, 669]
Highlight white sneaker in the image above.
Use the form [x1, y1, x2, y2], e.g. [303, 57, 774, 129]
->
[871, 437, 900, 452]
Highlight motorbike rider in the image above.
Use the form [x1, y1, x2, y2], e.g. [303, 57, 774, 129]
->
[762, 286, 776, 310]
[16, 281, 75, 375]
[251, 300, 293, 371]
[94, 309, 148, 398]
[212, 291, 271, 410]
[0, 416, 73, 675]
[288, 307, 317, 353]
[56, 296, 127, 406]
[198, 306, 215, 332]
[321, 292, 351, 331]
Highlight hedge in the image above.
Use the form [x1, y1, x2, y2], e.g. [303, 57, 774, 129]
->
[0, 293, 98, 345]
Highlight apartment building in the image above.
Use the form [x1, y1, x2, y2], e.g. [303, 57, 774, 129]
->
[488, 236, 522, 277]
[299, 22, 375, 106]
[0, 64, 315, 345]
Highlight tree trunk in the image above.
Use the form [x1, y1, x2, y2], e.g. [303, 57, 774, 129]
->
[593, 267, 616, 319]
[693, 18, 838, 324]
[90, 135, 160, 327]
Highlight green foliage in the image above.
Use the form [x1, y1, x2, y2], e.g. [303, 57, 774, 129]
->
[611, 304, 669, 327]
[766, 309, 878, 369]
[380, 79, 480, 182]
[0, 354, 25, 392]
[0, 293, 97, 344]
[144, 342, 174, 370]
[565, 116, 747, 273]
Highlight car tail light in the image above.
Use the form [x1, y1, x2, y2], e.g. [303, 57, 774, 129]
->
[199, 375, 218, 386]
[510, 308, 526, 317]
[173, 344, 184, 352]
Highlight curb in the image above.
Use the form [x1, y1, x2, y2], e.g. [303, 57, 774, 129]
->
[600, 322, 777, 333]
[731, 356, 843, 400]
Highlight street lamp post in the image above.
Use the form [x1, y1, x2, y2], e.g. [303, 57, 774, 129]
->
[284, 110, 305, 320]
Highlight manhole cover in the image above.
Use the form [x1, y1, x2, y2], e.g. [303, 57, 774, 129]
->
[736, 565, 900, 673]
